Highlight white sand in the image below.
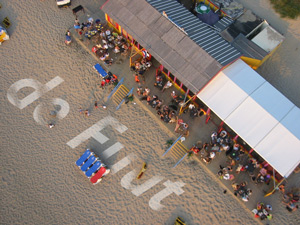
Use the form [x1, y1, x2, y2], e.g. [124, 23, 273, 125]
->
[0, 0, 299, 224]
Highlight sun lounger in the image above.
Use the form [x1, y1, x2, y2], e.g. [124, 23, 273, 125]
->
[90, 166, 111, 184]
[85, 160, 102, 177]
[75, 149, 93, 167]
[80, 155, 97, 172]
[94, 63, 108, 79]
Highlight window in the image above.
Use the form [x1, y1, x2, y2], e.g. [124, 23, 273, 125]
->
[128, 33, 133, 42]
[108, 17, 118, 28]
[181, 84, 188, 93]
[138, 44, 144, 50]
[169, 72, 175, 81]
[188, 90, 195, 98]
[162, 67, 168, 75]
[122, 29, 128, 38]
[175, 78, 181, 87]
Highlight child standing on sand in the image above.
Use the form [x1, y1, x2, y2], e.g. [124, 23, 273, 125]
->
[84, 110, 90, 117]
[79, 107, 83, 114]
[65, 30, 72, 45]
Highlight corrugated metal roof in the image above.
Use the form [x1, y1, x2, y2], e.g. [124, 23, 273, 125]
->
[147, 0, 241, 66]
[232, 34, 267, 60]
[102, 0, 227, 92]
[214, 16, 234, 31]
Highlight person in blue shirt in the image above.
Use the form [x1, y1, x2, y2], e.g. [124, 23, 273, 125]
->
[65, 30, 71, 45]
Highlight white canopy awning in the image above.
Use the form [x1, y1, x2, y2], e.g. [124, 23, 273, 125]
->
[197, 59, 300, 178]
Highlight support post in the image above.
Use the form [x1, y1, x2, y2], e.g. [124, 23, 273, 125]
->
[264, 178, 286, 197]
[217, 121, 224, 133]
[179, 91, 189, 115]
[205, 108, 211, 124]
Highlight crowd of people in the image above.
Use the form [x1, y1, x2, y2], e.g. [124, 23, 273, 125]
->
[138, 85, 190, 136]
[138, 88, 179, 125]
[231, 181, 252, 202]
[73, 17, 131, 66]
[252, 202, 273, 220]
[189, 130, 235, 164]
[187, 127, 300, 218]
[187, 129, 277, 204]
[280, 184, 299, 213]
[100, 72, 119, 88]
[131, 57, 152, 84]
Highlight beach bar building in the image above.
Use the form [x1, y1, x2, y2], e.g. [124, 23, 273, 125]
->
[195, 0, 285, 69]
[197, 59, 300, 182]
[102, 0, 242, 96]
[101, 0, 299, 184]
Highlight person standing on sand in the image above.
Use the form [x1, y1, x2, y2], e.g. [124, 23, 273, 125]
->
[65, 30, 72, 45]
[94, 101, 98, 109]
[84, 110, 90, 117]
[135, 74, 140, 83]
[79, 107, 83, 114]
[283, 200, 299, 212]
[47, 123, 55, 128]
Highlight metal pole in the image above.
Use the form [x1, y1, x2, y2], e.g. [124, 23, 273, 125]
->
[179, 93, 196, 115]
[162, 135, 182, 157]
[264, 178, 286, 197]
[173, 153, 188, 168]
[272, 168, 276, 190]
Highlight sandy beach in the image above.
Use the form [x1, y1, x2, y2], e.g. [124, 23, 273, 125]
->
[1, 0, 299, 224]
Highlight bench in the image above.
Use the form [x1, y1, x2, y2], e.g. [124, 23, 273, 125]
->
[72, 5, 85, 15]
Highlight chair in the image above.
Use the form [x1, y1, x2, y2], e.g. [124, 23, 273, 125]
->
[75, 149, 93, 167]
[80, 155, 96, 172]
[90, 166, 110, 184]
[85, 160, 102, 177]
